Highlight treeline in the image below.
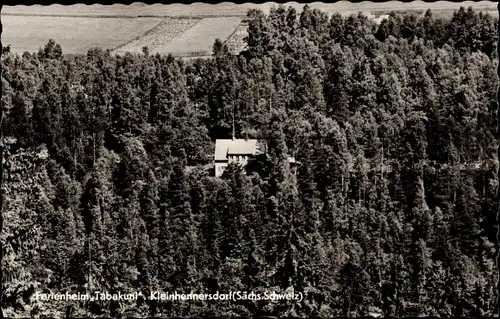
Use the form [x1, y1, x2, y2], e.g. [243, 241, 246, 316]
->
[1, 6, 498, 317]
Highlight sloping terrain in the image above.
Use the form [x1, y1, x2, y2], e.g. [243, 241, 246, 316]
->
[151, 17, 242, 56]
[113, 18, 200, 54]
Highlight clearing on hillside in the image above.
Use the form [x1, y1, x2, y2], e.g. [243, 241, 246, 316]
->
[113, 18, 200, 54]
[2, 15, 162, 54]
[151, 17, 242, 56]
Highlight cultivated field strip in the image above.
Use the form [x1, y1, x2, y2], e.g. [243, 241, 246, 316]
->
[112, 18, 200, 54]
[151, 17, 242, 56]
[2, 15, 162, 54]
[225, 23, 249, 55]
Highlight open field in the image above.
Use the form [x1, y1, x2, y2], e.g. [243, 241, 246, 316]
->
[3, 1, 497, 56]
[151, 17, 242, 56]
[113, 18, 200, 54]
[2, 15, 162, 54]
[2, 1, 497, 18]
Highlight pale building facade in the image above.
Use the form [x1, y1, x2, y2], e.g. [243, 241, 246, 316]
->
[214, 139, 262, 177]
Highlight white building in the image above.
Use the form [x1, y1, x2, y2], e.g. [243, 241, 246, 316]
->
[213, 138, 299, 177]
[214, 139, 263, 177]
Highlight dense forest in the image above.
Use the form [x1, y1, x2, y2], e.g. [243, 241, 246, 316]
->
[1, 6, 499, 317]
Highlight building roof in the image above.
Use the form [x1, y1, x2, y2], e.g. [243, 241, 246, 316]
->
[214, 139, 260, 161]
[228, 139, 258, 155]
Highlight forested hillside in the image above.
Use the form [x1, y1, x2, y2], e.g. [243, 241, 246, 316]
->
[1, 6, 499, 317]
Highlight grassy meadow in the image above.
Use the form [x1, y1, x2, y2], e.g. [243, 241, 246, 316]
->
[2, 15, 162, 54]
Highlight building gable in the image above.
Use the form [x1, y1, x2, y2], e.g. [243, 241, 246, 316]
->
[214, 139, 259, 161]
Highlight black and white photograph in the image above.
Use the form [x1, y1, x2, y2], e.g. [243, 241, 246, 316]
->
[1, 0, 499, 317]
